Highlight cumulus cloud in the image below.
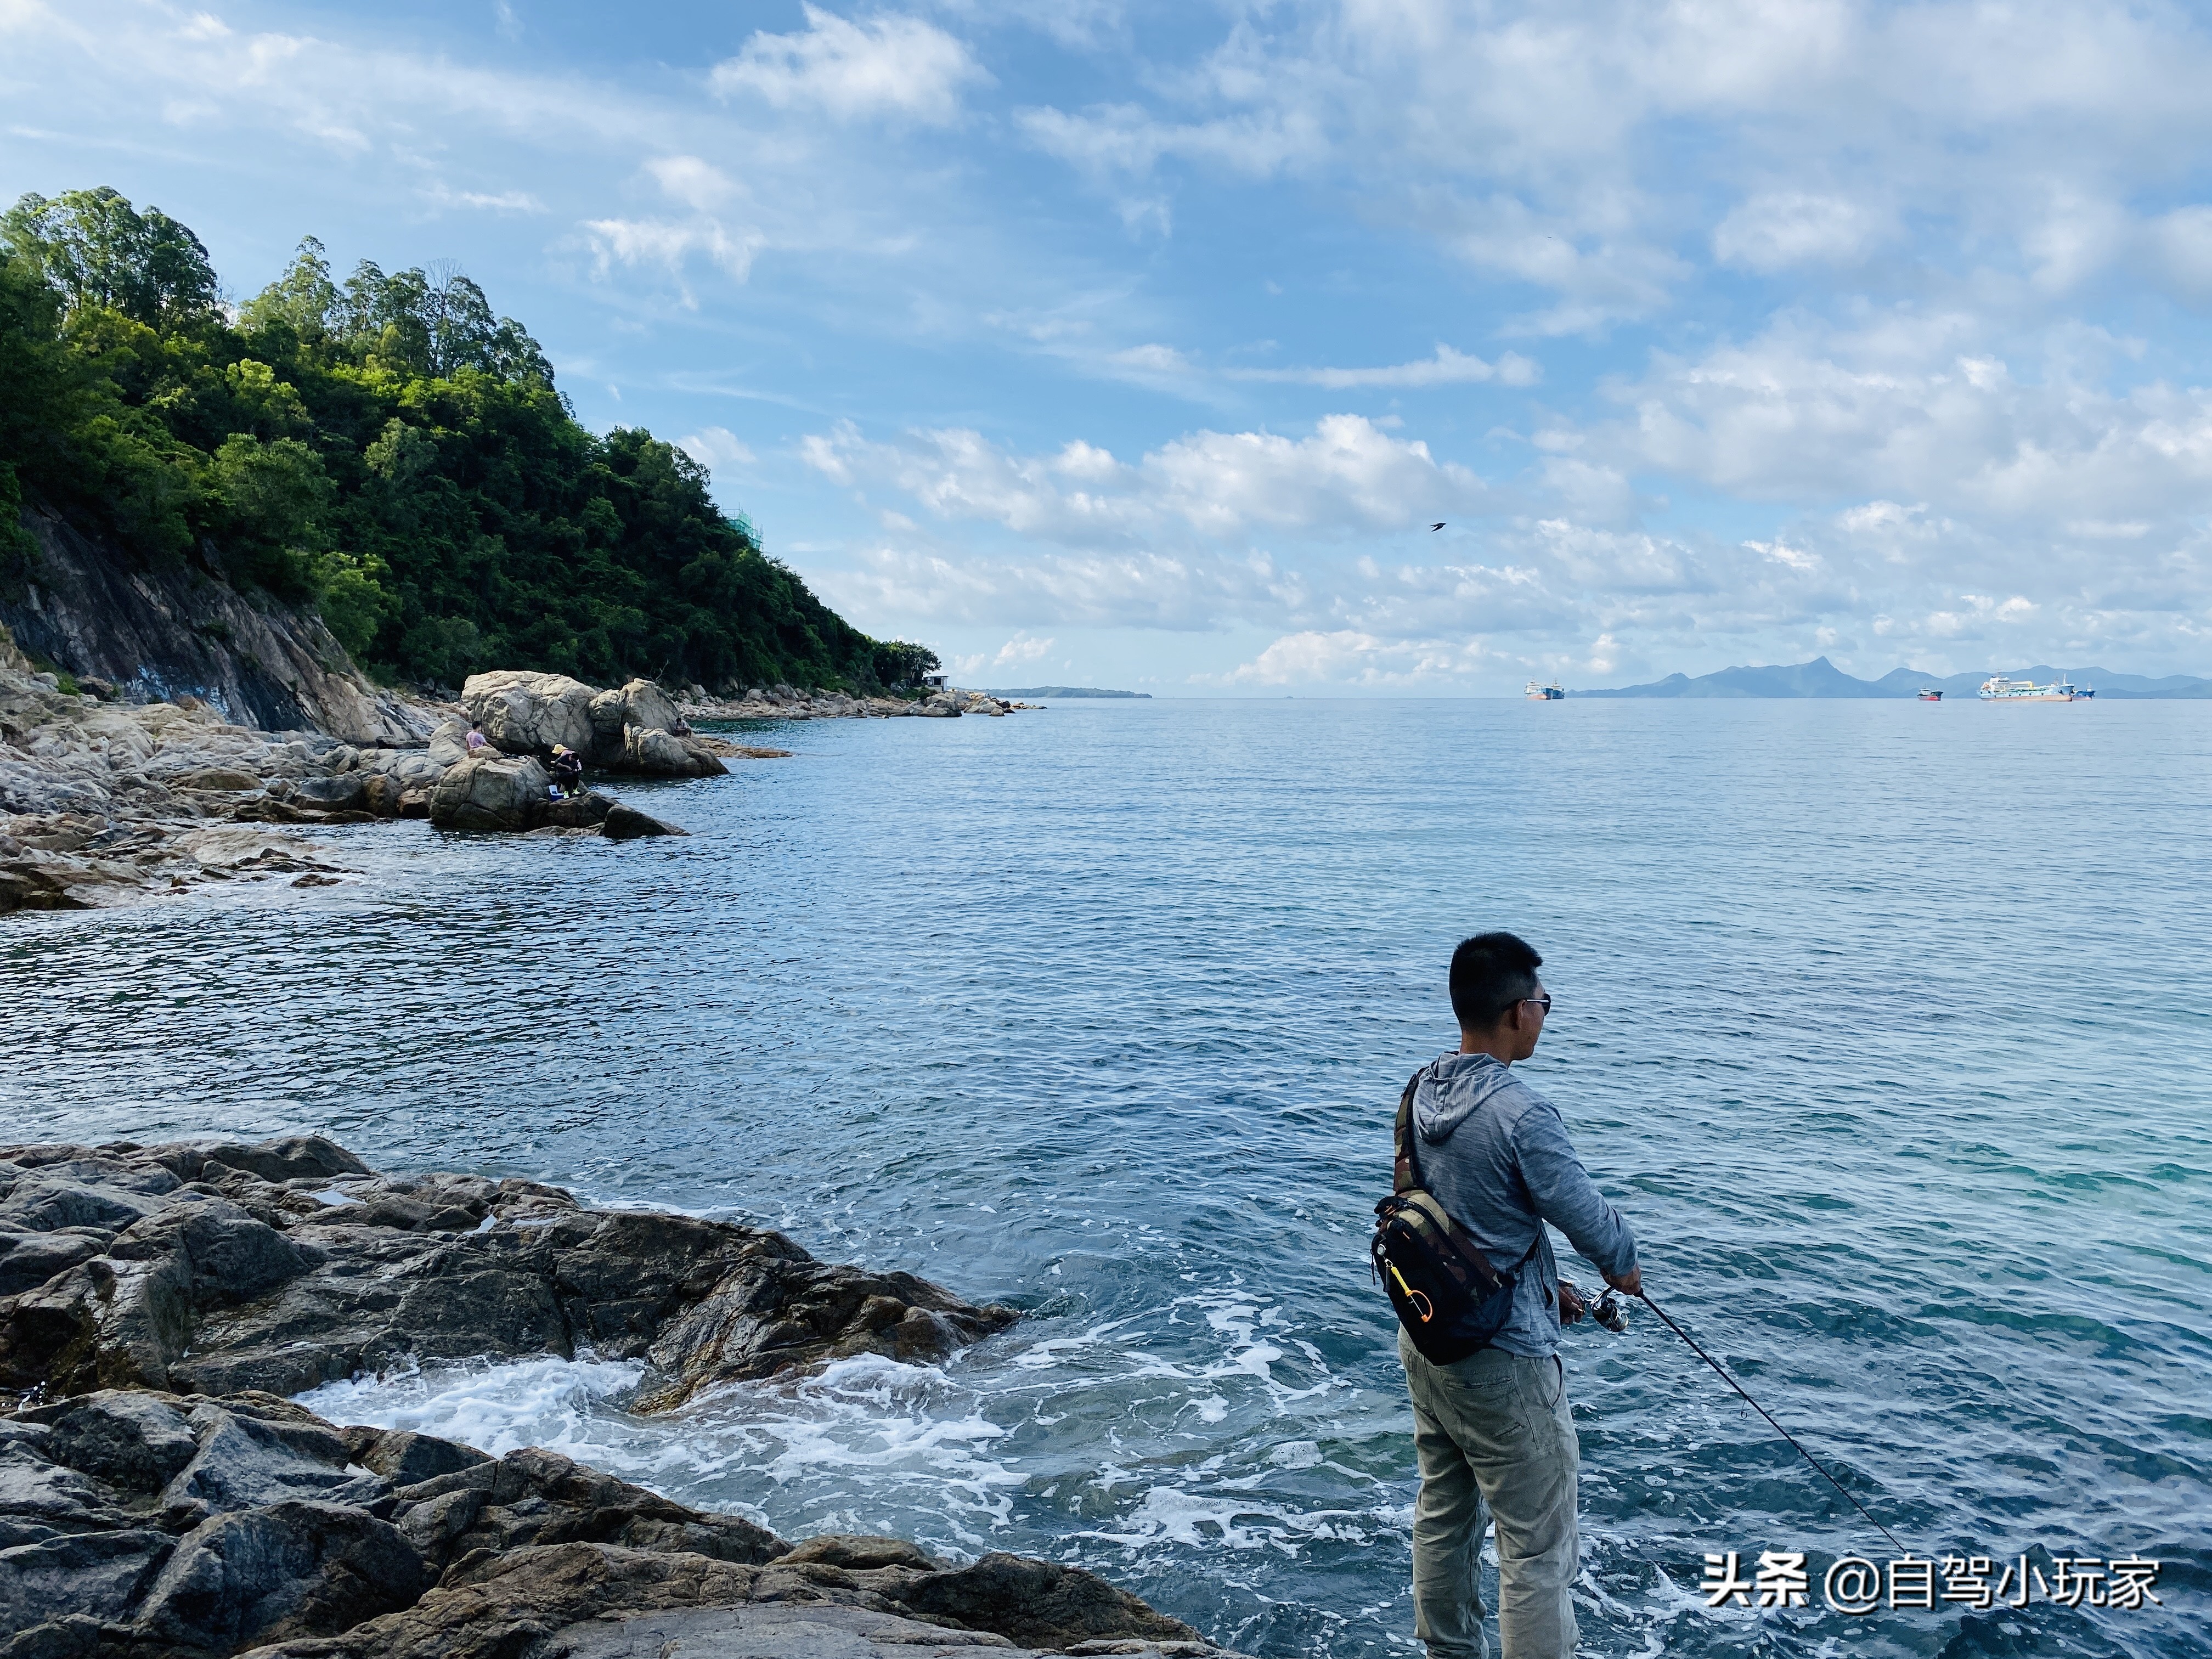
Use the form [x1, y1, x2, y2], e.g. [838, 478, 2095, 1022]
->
[710, 7, 989, 126]
[1016, 1, 2212, 326]
[802, 414, 1488, 544]
[1604, 312, 2212, 521]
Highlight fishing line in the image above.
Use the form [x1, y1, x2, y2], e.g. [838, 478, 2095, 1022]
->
[1636, 1290, 1908, 1556]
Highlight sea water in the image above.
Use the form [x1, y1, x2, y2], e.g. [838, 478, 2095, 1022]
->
[4, 698, 2207, 1658]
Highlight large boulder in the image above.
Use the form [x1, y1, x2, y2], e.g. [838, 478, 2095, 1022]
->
[426, 758, 550, 832]
[460, 672, 599, 758]
[461, 673, 725, 778]
[618, 724, 724, 777]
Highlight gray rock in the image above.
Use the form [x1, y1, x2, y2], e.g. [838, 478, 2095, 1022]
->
[38, 1391, 199, 1494]
[158, 1401, 369, 1517]
[1, 1139, 1014, 1416]
[549, 1603, 1027, 1656]
[352, 1432, 488, 1489]
[426, 757, 551, 833]
[0, 1178, 162, 1234]
[0, 1527, 176, 1640]
[292, 774, 368, 811]
[0, 1440, 133, 1535]
[0, 1231, 102, 1296]
[601, 803, 684, 840]
[618, 725, 725, 777]
[134, 1499, 427, 1650]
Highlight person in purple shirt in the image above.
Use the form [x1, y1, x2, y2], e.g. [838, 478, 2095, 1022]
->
[1398, 931, 1642, 1659]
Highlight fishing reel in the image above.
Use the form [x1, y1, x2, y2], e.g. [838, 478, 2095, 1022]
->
[1591, 1289, 1629, 1334]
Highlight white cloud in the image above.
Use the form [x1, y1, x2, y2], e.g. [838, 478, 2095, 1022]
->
[802, 413, 1488, 545]
[1604, 312, 2212, 520]
[1713, 191, 1883, 270]
[579, 217, 766, 292]
[677, 427, 757, 473]
[1231, 345, 1540, 389]
[645, 155, 739, 211]
[991, 633, 1054, 666]
[710, 7, 989, 126]
[419, 182, 545, 213]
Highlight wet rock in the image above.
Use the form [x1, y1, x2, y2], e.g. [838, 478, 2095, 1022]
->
[0, 1231, 104, 1296]
[600, 803, 683, 840]
[895, 1553, 1205, 1652]
[541, 793, 611, 831]
[386, 1446, 785, 1575]
[236, 1542, 766, 1659]
[0, 1139, 1015, 1410]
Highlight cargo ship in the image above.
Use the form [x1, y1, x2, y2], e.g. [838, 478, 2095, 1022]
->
[1525, 679, 1565, 701]
[1977, 675, 2091, 702]
[1918, 688, 1943, 701]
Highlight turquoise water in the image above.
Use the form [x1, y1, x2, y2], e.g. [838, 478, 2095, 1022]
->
[5, 698, 2208, 1657]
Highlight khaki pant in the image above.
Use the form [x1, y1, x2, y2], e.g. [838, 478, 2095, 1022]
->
[1400, 1331, 1581, 1659]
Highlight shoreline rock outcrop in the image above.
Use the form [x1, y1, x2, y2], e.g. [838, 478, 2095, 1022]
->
[459, 673, 726, 778]
[0, 1137, 1238, 1659]
[680, 684, 1026, 722]
[2, 646, 736, 910]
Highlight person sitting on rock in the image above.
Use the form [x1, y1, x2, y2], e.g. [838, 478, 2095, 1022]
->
[465, 721, 492, 758]
[549, 744, 585, 798]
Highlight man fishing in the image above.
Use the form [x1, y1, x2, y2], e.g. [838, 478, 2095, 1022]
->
[1396, 931, 1641, 1659]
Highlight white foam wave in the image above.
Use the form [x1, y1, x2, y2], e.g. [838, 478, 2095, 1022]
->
[295, 1352, 645, 1459]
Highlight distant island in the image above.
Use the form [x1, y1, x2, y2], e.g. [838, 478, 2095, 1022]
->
[1576, 657, 2212, 700]
[984, 686, 1152, 699]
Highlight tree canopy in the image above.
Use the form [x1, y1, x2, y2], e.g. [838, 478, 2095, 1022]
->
[0, 187, 940, 695]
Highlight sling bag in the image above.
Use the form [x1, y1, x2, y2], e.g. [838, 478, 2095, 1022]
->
[1372, 1065, 1543, 1363]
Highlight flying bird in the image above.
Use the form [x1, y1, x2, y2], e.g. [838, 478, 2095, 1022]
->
[1430, 522, 1446, 532]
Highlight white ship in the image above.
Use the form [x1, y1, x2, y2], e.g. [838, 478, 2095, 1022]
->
[1977, 675, 2092, 703]
[1525, 679, 1565, 701]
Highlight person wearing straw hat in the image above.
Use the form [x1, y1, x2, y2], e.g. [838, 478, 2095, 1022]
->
[548, 743, 584, 798]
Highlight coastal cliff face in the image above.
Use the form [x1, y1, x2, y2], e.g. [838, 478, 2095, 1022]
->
[0, 1136, 1236, 1659]
[2, 507, 426, 747]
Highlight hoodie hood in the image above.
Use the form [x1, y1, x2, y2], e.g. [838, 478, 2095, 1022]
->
[1413, 1052, 1521, 1144]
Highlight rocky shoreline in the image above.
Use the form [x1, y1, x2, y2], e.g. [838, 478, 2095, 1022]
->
[0, 1135, 1241, 1659]
[2, 630, 1025, 916]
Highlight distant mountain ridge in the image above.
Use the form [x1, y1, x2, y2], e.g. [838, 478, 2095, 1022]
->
[1578, 657, 2212, 699]
[983, 686, 1151, 698]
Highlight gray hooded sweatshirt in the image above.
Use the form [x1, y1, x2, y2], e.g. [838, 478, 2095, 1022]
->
[1409, 1051, 1638, 1359]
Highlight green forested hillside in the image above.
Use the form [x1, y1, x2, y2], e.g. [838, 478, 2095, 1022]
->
[0, 187, 937, 693]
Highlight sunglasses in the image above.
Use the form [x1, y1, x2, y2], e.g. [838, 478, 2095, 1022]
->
[1522, 994, 1553, 1015]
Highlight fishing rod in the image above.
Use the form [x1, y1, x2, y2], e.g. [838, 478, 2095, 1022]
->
[1619, 1288, 1908, 1557]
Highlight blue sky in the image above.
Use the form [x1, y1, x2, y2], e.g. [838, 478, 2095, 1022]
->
[8, 0, 2212, 692]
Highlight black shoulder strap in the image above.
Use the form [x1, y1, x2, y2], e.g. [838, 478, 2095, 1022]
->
[1392, 1066, 1425, 1194]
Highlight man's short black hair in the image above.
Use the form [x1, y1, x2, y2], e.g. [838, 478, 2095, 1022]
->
[1449, 932, 1544, 1030]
